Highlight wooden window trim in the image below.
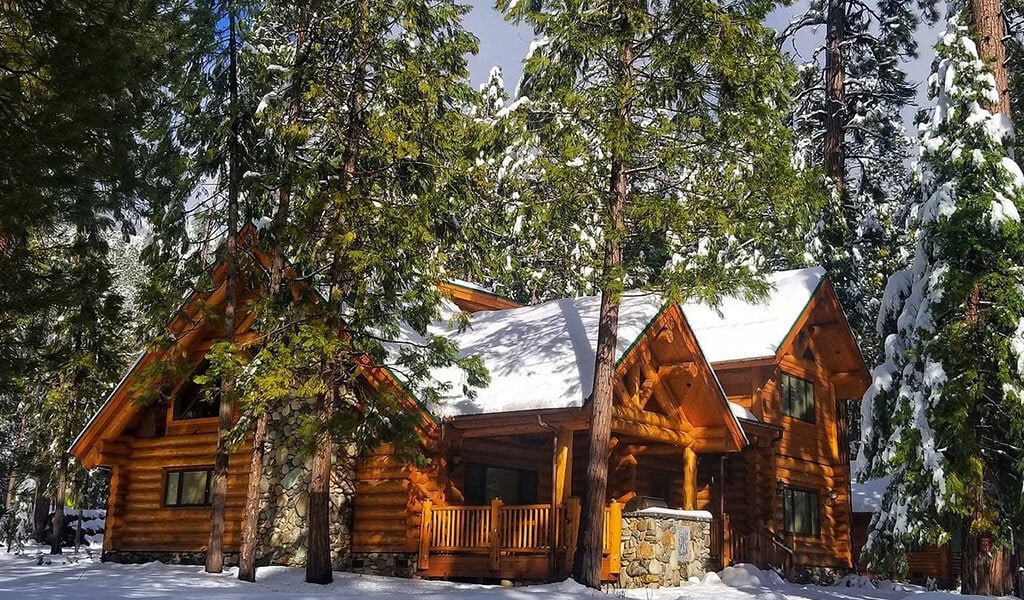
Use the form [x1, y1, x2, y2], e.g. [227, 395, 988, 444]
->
[163, 467, 214, 508]
[780, 371, 816, 424]
[782, 485, 821, 537]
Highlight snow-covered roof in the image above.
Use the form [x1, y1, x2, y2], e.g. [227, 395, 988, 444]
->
[850, 464, 891, 513]
[728, 402, 758, 422]
[683, 267, 826, 364]
[400, 292, 666, 417]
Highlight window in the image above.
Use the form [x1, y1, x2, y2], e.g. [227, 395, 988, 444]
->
[782, 487, 820, 535]
[172, 360, 219, 420]
[463, 464, 538, 505]
[164, 468, 212, 506]
[781, 372, 815, 423]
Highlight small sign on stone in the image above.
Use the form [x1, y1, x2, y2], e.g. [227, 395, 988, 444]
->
[676, 525, 692, 563]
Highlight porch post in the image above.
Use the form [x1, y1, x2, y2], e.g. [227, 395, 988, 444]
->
[554, 426, 573, 505]
[683, 446, 697, 510]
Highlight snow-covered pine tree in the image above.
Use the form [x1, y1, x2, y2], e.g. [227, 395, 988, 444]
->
[491, 0, 814, 587]
[857, 7, 1024, 594]
[786, 0, 938, 366]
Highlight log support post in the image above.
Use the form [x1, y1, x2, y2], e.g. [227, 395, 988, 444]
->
[608, 501, 623, 574]
[683, 446, 698, 511]
[418, 500, 432, 570]
[489, 497, 503, 571]
[565, 497, 581, 572]
[554, 427, 573, 506]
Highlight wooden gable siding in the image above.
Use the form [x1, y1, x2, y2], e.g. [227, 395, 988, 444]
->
[711, 281, 867, 569]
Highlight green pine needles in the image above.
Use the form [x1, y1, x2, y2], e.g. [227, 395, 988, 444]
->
[858, 4, 1024, 572]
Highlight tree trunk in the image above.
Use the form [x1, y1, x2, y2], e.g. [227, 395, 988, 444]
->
[206, 3, 241, 574]
[305, 388, 335, 584]
[573, 6, 631, 586]
[962, 517, 994, 595]
[824, 0, 850, 231]
[31, 492, 49, 543]
[238, 412, 266, 581]
[74, 505, 83, 553]
[49, 453, 68, 554]
[971, 0, 1012, 117]
[237, 8, 308, 582]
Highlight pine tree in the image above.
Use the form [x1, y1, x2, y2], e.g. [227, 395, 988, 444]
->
[222, 0, 484, 584]
[785, 0, 939, 364]
[858, 7, 1024, 594]
[492, 0, 813, 587]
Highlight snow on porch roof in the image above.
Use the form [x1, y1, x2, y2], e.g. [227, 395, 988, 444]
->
[398, 291, 666, 418]
[681, 267, 826, 364]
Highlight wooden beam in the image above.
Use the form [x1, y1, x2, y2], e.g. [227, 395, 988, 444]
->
[612, 404, 693, 432]
[554, 426, 573, 505]
[610, 417, 693, 447]
[683, 446, 697, 510]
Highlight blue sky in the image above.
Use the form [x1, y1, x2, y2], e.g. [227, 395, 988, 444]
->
[462, 0, 942, 135]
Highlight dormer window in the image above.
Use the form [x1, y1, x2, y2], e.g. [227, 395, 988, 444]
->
[172, 360, 220, 420]
[781, 371, 815, 423]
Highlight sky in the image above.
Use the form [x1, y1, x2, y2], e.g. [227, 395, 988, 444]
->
[462, 0, 943, 136]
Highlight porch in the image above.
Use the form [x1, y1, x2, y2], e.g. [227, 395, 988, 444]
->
[417, 497, 623, 580]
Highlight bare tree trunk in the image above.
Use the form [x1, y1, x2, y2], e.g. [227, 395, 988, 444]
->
[206, 3, 241, 574]
[238, 414, 266, 581]
[824, 0, 850, 231]
[31, 491, 49, 543]
[305, 386, 335, 584]
[49, 453, 68, 554]
[971, 0, 1012, 117]
[74, 505, 83, 554]
[572, 5, 631, 587]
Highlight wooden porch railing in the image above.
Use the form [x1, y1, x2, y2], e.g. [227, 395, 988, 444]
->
[419, 497, 623, 579]
[727, 519, 793, 577]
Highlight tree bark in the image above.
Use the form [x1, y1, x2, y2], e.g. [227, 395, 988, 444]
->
[237, 414, 265, 581]
[971, 0, 1012, 117]
[572, 4, 631, 587]
[49, 452, 68, 554]
[824, 0, 850, 231]
[31, 492, 49, 543]
[305, 388, 334, 584]
[206, 3, 241, 574]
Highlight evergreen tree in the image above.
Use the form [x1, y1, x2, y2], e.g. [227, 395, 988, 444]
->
[220, 0, 485, 583]
[491, 0, 814, 587]
[858, 7, 1024, 594]
[785, 0, 939, 364]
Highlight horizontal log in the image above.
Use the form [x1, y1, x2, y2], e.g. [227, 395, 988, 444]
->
[353, 506, 408, 521]
[350, 518, 407, 534]
[354, 494, 409, 508]
[356, 480, 409, 495]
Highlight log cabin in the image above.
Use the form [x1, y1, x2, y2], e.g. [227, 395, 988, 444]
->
[850, 471, 964, 588]
[682, 267, 871, 581]
[71, 239, 869, 585]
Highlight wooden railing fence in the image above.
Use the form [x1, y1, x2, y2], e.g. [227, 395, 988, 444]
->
[419, 497, 623, 578]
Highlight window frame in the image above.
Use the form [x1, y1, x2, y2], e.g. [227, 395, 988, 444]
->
[463, 463, 538, 506]
[782, 486, 821, 536]
[163, 467, 214, 507]
[167, 359, 221, 422]
[780, 371, 816, 424]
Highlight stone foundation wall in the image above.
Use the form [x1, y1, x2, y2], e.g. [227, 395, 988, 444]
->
[346, 552, 418, 578]
[257, 396, 356, 568]
[102, 550, 239, 566]
[614, 510, 712, 589]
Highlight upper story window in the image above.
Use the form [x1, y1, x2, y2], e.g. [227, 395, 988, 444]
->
[172, 360, 219, 420]
[782, 486, 820, 536]
[463, 464, 538, 505]
[164, 468, 212, 507]
[781, 372, 815, 423]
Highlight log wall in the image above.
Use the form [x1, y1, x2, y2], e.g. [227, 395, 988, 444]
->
[103, 428, 251, 552]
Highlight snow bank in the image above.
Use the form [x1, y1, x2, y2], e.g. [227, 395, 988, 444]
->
[720, 564, 767, 588]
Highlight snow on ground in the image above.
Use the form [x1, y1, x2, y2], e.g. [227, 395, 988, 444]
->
[0, 551, 1011, 600]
